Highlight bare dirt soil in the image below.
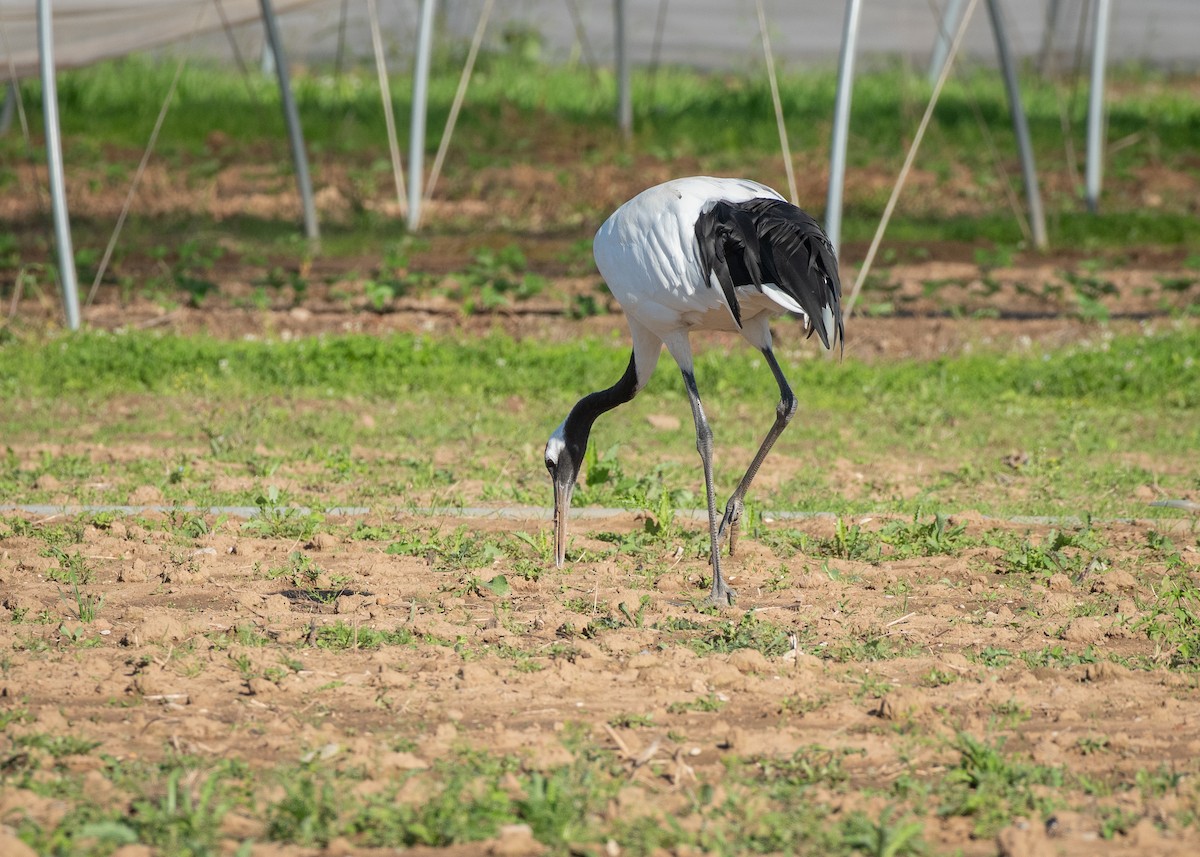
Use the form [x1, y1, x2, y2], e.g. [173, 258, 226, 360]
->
[2, 510, 1200, 856]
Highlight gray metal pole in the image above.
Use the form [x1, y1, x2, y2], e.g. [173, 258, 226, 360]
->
[260, 41, 276, 76]
[985, 0, 1048, 249]
[615, 0, 632, 139]
[259, 0, 318, 240]
[1, 81, 16, 135]
[1085, 0, 1111, 214]
[825, 0, 861, 256]
[37, 0, 81, 330]
[928, 0, 967, 85]
[408, 0, 437, 230]
[1038, 0, 1062, 75]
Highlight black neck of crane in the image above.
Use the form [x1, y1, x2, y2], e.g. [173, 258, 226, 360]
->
[564, 350, 639, 448]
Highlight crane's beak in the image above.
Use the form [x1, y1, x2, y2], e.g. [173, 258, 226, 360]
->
[552, 478, 573, 568]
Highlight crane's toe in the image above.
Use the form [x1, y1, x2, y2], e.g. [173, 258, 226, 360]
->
[706, 581, 737, 608]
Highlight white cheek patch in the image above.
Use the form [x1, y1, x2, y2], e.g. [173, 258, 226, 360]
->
[545, 425, 568, 464]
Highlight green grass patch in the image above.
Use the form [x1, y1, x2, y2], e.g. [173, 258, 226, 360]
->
[313, 621, 416, 650]
[19, 56, 1197, 176]
[1, 327, 1197, 519]
[938, 732, 1066, 837]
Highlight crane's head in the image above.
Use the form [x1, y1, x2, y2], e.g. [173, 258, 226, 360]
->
[544, 421, 584, 568]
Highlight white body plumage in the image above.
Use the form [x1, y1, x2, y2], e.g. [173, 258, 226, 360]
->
[593, 176, 836, 369]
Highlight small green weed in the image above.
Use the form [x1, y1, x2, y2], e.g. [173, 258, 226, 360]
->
[14, 732, 102, 759]
[461, 573, 511, 598]
[1098, 806, 1140, 840]
[313, 621, 416, 650]
[0, 707, 33, 730]
[1135, 764, 1185, 798]
[1020, 645, 1099, 669]
[881, 512, 968, 557]
[578, 443, 693, 513]
[617, 596, 651, 628]
[686, 611, 794, 659]
[827, 518, 880, 561]
[607, 713, 655, 729]
[243, 487, 325, 540]
[1134, 574, 1200, 668]
[920, 667, 958, 687]
[939, 732, 1065, 837]
[43, 546, 94, 584]
[997, 527, 1103, 579]
[68, 581, 105, 623]
[267, 551, 322, 586]
[989, 699, 1030, 728]
[826, 634, 911, 664]
[386, 526, 505, 572]
[50, 553, 104, 623]
[441, 245, 547, 314]
[267, 774, 339, 847]
[125, 768, 233, 855]
[1076, 736, 1110, 756]
[972, 647, 1014, 667]
[746, 745, 858, 789]
[841, 808, 926, 857]
[667, 693, 726, 714]
[363, 239, 432, 310]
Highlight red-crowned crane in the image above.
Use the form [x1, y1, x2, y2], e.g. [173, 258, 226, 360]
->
[545, 176, 843, 606]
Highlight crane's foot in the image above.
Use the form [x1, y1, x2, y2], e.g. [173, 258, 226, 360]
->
[705, 579, 737, 608]
[716, 497, 744, 557]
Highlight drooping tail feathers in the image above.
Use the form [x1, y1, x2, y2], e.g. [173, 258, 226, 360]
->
[695, 197, 844, 350]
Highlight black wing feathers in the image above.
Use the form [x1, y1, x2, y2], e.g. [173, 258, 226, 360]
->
[694, 202, 745, 327]
[695, 197, 844, 350]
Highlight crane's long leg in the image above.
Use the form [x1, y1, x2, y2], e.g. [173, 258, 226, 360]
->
[717, 346, 796, 555]
[681, 369, 736, 606]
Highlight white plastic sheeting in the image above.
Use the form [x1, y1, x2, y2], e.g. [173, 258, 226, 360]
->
[0, 0, 318, 78]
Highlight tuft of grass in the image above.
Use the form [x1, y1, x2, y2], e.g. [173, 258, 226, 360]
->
[668, 693, 727, 714]
[267, 774, 339, 848]
[939, 732, 1065, 837]
[441, 245, 548, 314]
[842, 809, 926, 857]
[1134, 574, 1200, 668]
[607, 712, 655, 729]
[242, 487, 325, 540]
[13, 732, 103, 760]
[312, 621, 416, 650]
[44, 547, 94, 584]
[687, 612, 795, 659]
[996, 526, 1106, 579]
[384, 526, 506, 572]
[881, 512, 969, 557]
[348, 750, 620, 849]
[1020, 645, 1100, 669]
[742, 745, 858, 790]
[124, 769, 233, 856]
[67, 580, 105, 623]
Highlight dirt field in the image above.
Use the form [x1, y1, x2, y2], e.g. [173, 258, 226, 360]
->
[2, 504, 1200, 857]
[3, 150, 1200, 856]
